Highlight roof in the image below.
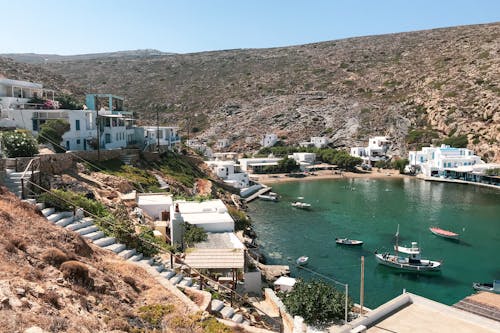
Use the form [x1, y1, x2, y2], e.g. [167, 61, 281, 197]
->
[0, 78, 43, 89]
[274, 276, 296, 287]
[336, 293, 500, 333]
[137, 194, 173, 206]
[184, 248, 244, 269]
[176, 199, 227, 214]
[193, 232, 244, 249]
[182, 211, 234, 225]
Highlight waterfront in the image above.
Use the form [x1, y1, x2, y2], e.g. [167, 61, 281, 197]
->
[248, 177, 500, 308]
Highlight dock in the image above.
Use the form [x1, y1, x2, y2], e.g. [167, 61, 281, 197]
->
[244, 186, 271, 203]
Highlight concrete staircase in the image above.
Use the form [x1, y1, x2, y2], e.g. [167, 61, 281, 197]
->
[120, 155, 134, 165]
[29, 200, 246, 325]
[3, 169, 38, 198]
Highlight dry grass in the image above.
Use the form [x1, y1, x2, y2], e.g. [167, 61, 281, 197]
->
[42, 247, 69, 267]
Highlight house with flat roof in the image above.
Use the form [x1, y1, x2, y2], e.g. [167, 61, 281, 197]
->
[238, 157, 282, 173]
[350, 136, 390, 166]
[261, 133, 278, 148]
[300, 136, 329, 148]
[205, 159, 249, 189]
[142, 126, 180, 151]
[175, 199, 235, 232]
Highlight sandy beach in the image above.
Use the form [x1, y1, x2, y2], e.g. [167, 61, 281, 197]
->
[251, 168, 408, 185]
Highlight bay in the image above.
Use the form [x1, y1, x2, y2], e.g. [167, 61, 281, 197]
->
[247, 177, 500, 308]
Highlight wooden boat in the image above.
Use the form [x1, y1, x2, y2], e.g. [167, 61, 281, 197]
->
[472, 280, 500, 294]
[375, 225, 442, 272]
[291, 202, 311, 209]
[296, 256, 309, 265]
[429, 227, 459, 240]
[335, 238, 363, 246]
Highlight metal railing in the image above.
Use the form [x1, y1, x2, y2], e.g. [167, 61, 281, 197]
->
[20, 157, 41, 199]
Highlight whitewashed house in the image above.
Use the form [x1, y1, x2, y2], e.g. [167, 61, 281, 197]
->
[205, 159, 249, 188]
[350, 136, 391, 166]
[261, 133, 278, 148]
[217, 138, 230, 149]
[175, 199, 235, 232]
[300, 136, 329, 148]
[238, 157, 282, 173]
[143, 126, 180, 151]
[409, 144, 484, 177]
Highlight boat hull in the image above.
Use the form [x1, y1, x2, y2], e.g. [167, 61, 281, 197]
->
[473, 282, 500, 294]
[429, 227, 459, 240]
[375, 253, 441, 272]
[336, 238, 363, 246]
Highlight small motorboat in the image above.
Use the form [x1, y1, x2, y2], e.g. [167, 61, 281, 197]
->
[296, 256, 309, 266]
[336, 238, 363, 246]
[259, 194, 279, 202]
[429, 227, 459, 240]
[473, 280, 500, 294]
[291, 202, 311, 209]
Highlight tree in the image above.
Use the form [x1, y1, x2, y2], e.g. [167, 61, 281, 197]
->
[332, 151, 361, 171]
[183, 223, 207, 247]
[280, 279, 352, 326]
[0, 131, 39, 157]
[277, 156, 300, 173]
[442, 135, 468, 148]
[56, 94, 82, 110]
[37, 119, 70, 153]
[391, 158, 409, 174]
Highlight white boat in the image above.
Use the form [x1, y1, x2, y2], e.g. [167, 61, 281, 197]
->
[375, 225, 442, 272]
[472, 281, 500, 294]
[429, 227, 459, 240]
[336, 238, 363, 246]
[259, 194, 279, 202]
[291, 201, 311, 209]
[296, 256, 309, 265]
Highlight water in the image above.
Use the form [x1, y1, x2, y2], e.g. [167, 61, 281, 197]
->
[247, 178, 500, 308]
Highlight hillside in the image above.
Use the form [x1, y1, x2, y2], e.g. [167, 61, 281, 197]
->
[3, 23, 500, 161]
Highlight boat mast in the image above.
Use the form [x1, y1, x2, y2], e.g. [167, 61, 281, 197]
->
[395, 224, 400, 257]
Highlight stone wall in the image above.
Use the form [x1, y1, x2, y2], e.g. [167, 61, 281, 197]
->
[263, 288, 301, 333]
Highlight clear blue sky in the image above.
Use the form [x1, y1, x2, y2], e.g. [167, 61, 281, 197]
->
[1, 0, 499, 55]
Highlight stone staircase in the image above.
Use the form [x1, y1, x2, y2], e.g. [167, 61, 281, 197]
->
[26, 199, 246, 325]
[3, 169, 38, 198]
[119, 155, 134, 165]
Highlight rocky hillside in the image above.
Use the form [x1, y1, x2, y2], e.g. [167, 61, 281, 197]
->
[4, 23, 500, 161]
[0, 187, 233, 333]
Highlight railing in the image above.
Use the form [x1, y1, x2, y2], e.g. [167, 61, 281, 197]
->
[20, 157, 41, 199]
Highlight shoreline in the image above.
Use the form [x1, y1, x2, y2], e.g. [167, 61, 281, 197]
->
[251, 168, 408, 185]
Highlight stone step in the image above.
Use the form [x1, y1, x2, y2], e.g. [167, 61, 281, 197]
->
[231, 313, 244, 323]
[83, 230, 106, 241]
[220, 306, 235, 319]
[169, 274, 184, 285]
[22, 199, 37, 205]
[152, 263, 165, 272]
[77, 226, 100, 236]
[139, 258, 154, 266]
[118, 248, 137, 259]
[41, 207, 55, 217]
[178, 277, 193, 287]
[66, 219, 94, 231]
[47, 211, 72, 223]
[160, 270, 176, 279]
[93, 237, 116, 247]
[211, 299, 224, 312]
[35, 202, 45, 211]
[128, 253, 144, 262]
[55, 216, 74, 227]
[104, 243, 126, 253]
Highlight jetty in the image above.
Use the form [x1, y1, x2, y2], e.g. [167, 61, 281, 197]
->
[244, 186, 271, 203]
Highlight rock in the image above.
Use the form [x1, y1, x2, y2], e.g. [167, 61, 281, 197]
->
[56, 277, 65, 284]
[24, 327, 49, 333]
[16, 288, 26, 297]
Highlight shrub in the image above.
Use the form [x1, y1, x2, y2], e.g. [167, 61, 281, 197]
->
[60, 261, 92, 287]
[42, 247, 69, 267]
[228, 206, 251, 231]
[42, 290, 61, 309]
[442, 135, 468, 148]
[138, 304, 175, 327]
[11, 238, 27, 251]
[0, 131, 39, 157]
[391, 158, 409, 174]
[37, 119, 70, 153]
[199, 317, 233, 333]
[56, 94, 82, 110]
[184, 223, 207, 247]
[123, 276, 140, 292]
[38, 190, 110, 217]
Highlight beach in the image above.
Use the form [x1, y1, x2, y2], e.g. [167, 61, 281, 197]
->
[251, 168, 408, 185]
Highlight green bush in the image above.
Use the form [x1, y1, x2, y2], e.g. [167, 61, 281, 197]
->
[442, 135, 468, 148]
[281, 279, 352, 326]
[56, 94, 82, 110]
[37, 119, 70, 153]
[228, 206, 251, 231]
[158, 152, 205, 187]
[0, 131, 39, 157]
[391, 158, 409, 174]
[183, 223, 207, 247]
[38, 190, 110, 217]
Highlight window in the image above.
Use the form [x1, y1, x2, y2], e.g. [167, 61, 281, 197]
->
[75, 119, 80, 131]
[76, 139, 81, 144]
[105, 133, 111, 143]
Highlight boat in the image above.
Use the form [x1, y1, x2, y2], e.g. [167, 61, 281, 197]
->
[472, 280, 500, 294]
[258, 194, 279, 202]
[336, 238, 363, 246]
[429, 226, 459, 240]
[296, 256, 309, 265]
[374, 225, 442, 272]
[291, 202, 311, 209]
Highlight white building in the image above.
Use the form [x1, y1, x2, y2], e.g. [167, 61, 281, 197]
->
[175, 199, 235, 232]
[300, 136, 329, 148]
[238, 157, 282, 173]
[216, 138, 230, 149]
[261, 133, 278, 148]
[409, 144, 484, 177]
[0, 78, 54, 110]
[137, 193, 173, 220]
[143, 126, 180, 151]
[350, 136, 391, 166]
[205, 159, 249, 189]
[186, 139, 213, 157]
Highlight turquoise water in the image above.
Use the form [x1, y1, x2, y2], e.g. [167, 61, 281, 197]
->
[247, 178, 500, 308]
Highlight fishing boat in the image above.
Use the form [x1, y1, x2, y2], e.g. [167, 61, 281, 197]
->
[258, 194, 279, 202]
[335, 238, 363, 246]
[296, 256, 309, 265]
[374, 225, 442, 272]
[429, 226, 459, 240]
[291, 202, 311, 209]
[472, 280, 500, 294]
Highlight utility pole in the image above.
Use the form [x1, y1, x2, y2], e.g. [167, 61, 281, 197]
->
[156, 105, 160, 152]
[360, 256, 365, 315]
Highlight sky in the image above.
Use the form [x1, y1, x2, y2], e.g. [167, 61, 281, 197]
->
[1, 0, 499, 55]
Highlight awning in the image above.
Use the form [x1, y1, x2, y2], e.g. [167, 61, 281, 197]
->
[184, 248, 244, 269]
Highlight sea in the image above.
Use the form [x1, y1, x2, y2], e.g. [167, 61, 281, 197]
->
[247, 177, 500, 308]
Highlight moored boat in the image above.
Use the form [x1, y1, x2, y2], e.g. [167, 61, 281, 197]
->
[429, 226, 459, 240]
[258, 194, 279, 202]
[375, 225, 442, 272]
[336, 238, 363, 246]
[291, 202, 311, 209]
[296, 256, 309, 265]
[472, 280, 500, 294]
